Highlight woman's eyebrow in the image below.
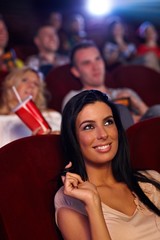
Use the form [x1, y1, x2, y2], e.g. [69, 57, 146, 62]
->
[104, 115, 114, 120]
[79, 120, 94, 128]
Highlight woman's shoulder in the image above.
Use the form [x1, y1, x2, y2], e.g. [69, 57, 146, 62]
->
[54, 186, 87, 215]
[0, 114, 20, 133]
[0, 114, 20, 121]
[54, 186, 65, 208]
[139, 170, 160, 182]
[138, 170, 160, 208]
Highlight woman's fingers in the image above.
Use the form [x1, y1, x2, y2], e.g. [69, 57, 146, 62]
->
[65, 161, 72, 169]
[65, 175, 79, 188]
[62, 172, 84, 193]
[50, 130, 60, 135]
[61, 161, 73, 176]
[32, 127, 42, 135]
[61, 162, 72, 182]
[65, 172, 83, 184]
[61, 171, 83, 186]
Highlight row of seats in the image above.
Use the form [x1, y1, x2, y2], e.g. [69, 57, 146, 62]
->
[45, 64, 160, 112]
[0, 117, 160, 240]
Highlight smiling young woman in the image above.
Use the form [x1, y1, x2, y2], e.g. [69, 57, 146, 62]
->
[54, 90, 160, 240]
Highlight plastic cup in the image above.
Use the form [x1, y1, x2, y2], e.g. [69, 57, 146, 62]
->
[12, 95, 51, 135]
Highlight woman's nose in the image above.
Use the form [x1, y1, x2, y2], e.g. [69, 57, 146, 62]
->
[28, 81, 35, 88]
[97, 127, 108, 140]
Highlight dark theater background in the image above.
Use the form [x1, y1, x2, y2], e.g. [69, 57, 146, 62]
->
[0, 2, 160, 240]
[0, 0, 160, 57]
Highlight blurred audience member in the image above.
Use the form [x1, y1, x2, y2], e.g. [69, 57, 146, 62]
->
[62, 14, 88, 55]
[62, 40, 160, 125]
[103, 16, 137, 72]
[48, 11, 62, 32]
[0, 67, 61, 148]
[48, 11, 68, 55]
[26, 24, 69, 77]
[136, 21, 160, 72]
[0, 15, 23, 73]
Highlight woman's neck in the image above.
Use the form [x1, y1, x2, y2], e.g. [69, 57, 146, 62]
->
[86, 162, 116, 187]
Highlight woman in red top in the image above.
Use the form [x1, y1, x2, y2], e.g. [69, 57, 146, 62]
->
[137, 21, 160, 72]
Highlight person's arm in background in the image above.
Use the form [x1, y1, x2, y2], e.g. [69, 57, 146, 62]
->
[112, 88, 148, 122]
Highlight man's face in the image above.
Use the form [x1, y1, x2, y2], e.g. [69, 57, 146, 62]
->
[35, 26, 59, 53]
[0, 20, 9, 51]
[72, 47, 105, 88]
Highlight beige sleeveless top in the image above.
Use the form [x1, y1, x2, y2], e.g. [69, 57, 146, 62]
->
[54, 170, 160, 240]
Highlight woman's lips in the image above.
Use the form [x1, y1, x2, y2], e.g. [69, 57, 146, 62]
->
[94, 143, 111, 152]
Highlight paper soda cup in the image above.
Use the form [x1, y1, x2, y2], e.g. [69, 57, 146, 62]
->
[12, 95, 51, 135]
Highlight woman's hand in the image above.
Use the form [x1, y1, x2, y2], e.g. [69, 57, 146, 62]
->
[62, 162, 101, 207]
[32, 127, 60, 135]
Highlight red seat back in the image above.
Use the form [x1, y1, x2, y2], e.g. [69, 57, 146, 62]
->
[45, 64, 82, 112]
[111, 65, 160, 106]
[126, 117, 160, 171]
[0, 135, 64, 240]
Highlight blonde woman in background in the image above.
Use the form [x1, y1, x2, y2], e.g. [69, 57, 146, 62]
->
[0, 66, 61, 148]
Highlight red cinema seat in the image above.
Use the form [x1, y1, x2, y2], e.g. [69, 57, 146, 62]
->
[45, 64, 82, 112]
[111, 65, 160, 106]
[126, 117, 160, 172]
[0, 134, 64, 240]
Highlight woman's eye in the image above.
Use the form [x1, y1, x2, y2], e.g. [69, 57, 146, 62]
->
[21, 78, 27, 82]
[104, 118, 114, 126]
[33, 82, 39, 87]
[83, 124, 94, 130]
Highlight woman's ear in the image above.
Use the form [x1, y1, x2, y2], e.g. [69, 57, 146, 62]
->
[70, 66, 80, 78]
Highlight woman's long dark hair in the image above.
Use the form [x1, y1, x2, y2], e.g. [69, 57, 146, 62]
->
[61, 90, 160, 216]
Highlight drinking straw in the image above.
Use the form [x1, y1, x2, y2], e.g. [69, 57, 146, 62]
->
[12, 86, 22, 103]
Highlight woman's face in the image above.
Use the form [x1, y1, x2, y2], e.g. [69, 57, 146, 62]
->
[76, 101, 118, 167]
[16, 70, 40, 101]
[145, 26, 157, 41]
[112, 22, 124, 37]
